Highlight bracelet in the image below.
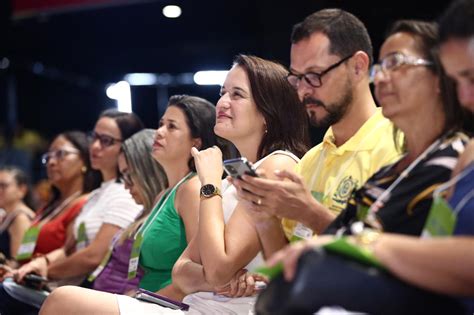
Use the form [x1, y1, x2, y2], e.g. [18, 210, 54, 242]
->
[354, 228, 382, 253]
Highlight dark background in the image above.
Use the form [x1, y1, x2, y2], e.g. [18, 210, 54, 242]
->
[1, 0, 450, 141]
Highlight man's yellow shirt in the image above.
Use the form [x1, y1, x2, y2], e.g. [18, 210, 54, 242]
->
[282, 108, 402, 239]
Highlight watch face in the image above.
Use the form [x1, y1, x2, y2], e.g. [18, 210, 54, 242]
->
[201, 184, 216, 197]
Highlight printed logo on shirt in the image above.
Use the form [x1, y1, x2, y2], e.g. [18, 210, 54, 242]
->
[332, 175, 358, 206]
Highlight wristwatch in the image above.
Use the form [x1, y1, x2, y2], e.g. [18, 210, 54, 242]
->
[200, 184, 222, 200]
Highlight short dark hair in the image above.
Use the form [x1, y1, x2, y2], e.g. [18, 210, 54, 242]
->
[168, 95, 229, 172]
[291, 8, 373, 66]
[387, 20, 469, 135]
[439, 0, 474, 43]
[99, 109, 145, 141]
[233, 54, 309, 159]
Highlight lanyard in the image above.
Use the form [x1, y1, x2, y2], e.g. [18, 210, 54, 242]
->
[128, 172, 193, 280]
[32, 191, 81, 226]
[134, 172, 193, 240]
[364, 137, 444, 227]
[308, 119, 389, 200]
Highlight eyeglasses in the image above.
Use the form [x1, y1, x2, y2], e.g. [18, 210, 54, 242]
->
[286, 54, 354, 89]
[370, 52, 433, 83]
[120, 170, 134, 187]
[41, 149, 80, 165]
[89, 131, 122, 148]
[0, 181, 13, 190]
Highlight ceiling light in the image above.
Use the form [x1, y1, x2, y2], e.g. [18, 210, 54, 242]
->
[163, 5, 182, 18]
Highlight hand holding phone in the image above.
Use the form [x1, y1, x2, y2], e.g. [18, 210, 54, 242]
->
[223, 157, 258, 179]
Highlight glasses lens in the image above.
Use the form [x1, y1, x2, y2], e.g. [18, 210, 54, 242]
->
[286, 74, 299, 88]
[304, 73, 321, 87]
[382, 53, 404, 71]
[101, 135, 115, 147]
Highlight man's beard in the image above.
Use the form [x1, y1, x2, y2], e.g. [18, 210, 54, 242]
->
[303, 80, 353, 129]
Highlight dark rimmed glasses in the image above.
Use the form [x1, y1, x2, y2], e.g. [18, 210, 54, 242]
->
[88, 131, 122, 148]
[286, 54, 354, 89]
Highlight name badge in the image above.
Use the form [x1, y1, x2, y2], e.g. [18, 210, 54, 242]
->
[128, 233, 143, 280]
[16, 226, 40, 261]
[76, 222, 89, 250]
[422, 196, 456, 238]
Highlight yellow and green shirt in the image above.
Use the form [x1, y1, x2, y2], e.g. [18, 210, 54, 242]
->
[282, 108, 401, 239]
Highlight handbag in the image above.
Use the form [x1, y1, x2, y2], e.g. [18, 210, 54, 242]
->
[255, 249, 467, 315]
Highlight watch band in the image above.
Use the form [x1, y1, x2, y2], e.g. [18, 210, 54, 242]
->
[200, 184, 222, 200]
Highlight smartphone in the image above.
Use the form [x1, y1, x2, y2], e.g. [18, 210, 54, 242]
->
[23, 273, 48, 290]
[135, 288, 190, 311]
[223, 157, 258, 179]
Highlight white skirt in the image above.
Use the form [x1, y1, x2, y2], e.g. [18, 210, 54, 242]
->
[116, 291, 256, 315]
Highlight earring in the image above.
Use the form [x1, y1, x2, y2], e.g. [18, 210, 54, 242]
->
[81, 166, 87, 174]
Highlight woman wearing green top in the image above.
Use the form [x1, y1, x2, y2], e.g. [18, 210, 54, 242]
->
[40, 94, 227, 314]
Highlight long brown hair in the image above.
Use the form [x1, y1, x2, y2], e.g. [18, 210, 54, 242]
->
[233, 54, 310, 159]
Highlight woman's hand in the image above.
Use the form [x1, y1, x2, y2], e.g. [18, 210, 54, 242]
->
[14, 257, 48, 283]
[191, 146, 223, 185]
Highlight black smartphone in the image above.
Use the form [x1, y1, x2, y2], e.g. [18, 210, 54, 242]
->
[223, 157, 258, 179]
[135, 288, 190, 311]
[23, 273, 48, 290]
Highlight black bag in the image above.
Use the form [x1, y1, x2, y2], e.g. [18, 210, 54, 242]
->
[255, 249, 467, 315]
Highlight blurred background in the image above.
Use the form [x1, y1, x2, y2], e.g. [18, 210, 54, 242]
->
[0, 0, 450, 184]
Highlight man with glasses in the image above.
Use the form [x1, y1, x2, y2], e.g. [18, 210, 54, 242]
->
[236, 9, 400, 254]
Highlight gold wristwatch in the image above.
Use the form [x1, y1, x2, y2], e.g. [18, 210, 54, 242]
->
[200, 184, 222, 200]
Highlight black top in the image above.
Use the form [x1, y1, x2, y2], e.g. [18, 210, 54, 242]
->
[325, 132, 469, 236]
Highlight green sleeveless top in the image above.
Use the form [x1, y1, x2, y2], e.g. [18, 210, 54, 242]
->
[138, 173, 195, 291]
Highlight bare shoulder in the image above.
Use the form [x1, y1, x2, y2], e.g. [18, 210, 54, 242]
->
[257, 153, 298, 173]
[175, 176, 201, 211]
[177, 176, 201, 197]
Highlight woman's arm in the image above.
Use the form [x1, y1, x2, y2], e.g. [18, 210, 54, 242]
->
[172, 237, 213, 295]
[47, 223, 120, 279]
[156, 177, 202, 300]
[8, 213, 32, 258]
[374, 234, 474, 296]
[175, 177, 200, 243]
[194, 148, 298, 286]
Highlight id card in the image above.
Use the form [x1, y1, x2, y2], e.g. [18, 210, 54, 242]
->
[128, 233, 143, 280]
[16, 226, 40, 261]
[422, 196, 456, 238]
[76, 222, 88, 250]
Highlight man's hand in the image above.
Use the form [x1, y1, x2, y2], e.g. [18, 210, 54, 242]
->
[232, 169, 318, 222]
